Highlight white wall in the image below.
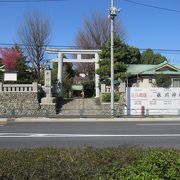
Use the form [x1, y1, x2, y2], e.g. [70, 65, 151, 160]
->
[131, 77, 156, 88]
[127, 87, 180, 115]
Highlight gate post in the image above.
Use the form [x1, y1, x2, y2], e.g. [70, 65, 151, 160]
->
[95, 53, 100, 98]
[141, 106, 145, 116]
[57, 53, 63, 85]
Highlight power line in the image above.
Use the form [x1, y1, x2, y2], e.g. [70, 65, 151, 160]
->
[0, 0, 67, 3]
[139, 48, 180, 52]
[1, 43, 180, 54]
[122, 0, 180, 13]
[0, 43, 79, 48]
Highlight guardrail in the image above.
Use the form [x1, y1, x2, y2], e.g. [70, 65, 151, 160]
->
[1, 108, 180, 118]
[0, 82, 38, 92]
[118, 108, 180, 116]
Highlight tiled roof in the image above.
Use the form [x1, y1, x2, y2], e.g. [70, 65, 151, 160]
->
[127, 61, 180, 75]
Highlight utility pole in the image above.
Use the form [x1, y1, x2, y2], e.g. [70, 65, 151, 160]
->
[109, 0, 119, 116]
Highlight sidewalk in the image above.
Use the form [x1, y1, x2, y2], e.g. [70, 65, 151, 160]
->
[1, 116, 180, 123]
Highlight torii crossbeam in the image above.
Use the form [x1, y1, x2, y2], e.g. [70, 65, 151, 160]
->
[46, 49, 101, 98]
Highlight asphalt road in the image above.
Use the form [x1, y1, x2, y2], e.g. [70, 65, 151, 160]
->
[0, 121, 180, 148]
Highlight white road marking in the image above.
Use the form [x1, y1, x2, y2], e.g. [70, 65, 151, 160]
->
[0, 133, 180, 138]
[137, 123, 180, 126]
[30, 134, 48, 137]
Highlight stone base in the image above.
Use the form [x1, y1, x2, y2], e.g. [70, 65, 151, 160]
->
[40, 103, 56, 115]
[41, 97, 55, 104]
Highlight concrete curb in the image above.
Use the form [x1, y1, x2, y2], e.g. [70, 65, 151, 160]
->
[0, 118, 8, 124]
[1, 117, 180, 123]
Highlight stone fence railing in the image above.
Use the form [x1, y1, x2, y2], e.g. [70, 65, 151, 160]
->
[0, 82, 38, 92]
[101, 85, 111, 93]
[101, 83, 126, 93]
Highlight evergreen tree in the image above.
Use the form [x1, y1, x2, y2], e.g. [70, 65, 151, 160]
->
[141, 49, 167, 64]
[96, 36, 141, 84]
[13, 44, 34, 83]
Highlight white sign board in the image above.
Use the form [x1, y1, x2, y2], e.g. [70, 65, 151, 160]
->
[4, 72, 17, 81]
[127, 87, 180, 115]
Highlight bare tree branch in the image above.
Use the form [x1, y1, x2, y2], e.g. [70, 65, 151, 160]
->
[76, 13, 126, 49]
[19, 11, 51, 81]
[75, 13, 126, 77]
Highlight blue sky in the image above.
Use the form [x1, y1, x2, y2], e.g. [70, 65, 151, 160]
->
[0, 0, 180, 64]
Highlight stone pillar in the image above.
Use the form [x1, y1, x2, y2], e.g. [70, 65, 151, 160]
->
[58, 53, 63, 84]
[41, 69, 55, 104]
[118, 80, 126, 93]
[44, 70, 52, 98]
[95, 53, 100, 98]
[101, 84, 106, 93]
[32, 82, 38, 92]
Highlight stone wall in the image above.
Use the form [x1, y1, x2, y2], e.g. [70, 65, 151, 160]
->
[0, 92, 40, 116]
[0, 91, 125, 117]
[0, 81, 57, 117]
[0, 92, 58, 117]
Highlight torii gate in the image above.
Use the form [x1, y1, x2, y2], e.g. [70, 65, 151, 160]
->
[46, 49, 101, 98]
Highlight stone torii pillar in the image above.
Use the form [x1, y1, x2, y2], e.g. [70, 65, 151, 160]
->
[57, 52, 63, 85]
[95, 53, 100, 98]
[46, 49, 101, 98]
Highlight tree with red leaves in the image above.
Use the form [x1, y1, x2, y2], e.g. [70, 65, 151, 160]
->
[0, 48, 21, 72]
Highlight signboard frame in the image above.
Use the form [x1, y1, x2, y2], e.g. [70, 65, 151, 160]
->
[4, 72, 17, 81]
[127, 87, 180, 115]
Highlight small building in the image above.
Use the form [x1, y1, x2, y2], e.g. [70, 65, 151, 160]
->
[127, 61, 180, 88]
[71, 74, 87, 97]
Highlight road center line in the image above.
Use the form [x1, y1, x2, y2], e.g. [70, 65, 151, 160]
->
[0, 133, 180, 138]
[137, 123, 180, 126]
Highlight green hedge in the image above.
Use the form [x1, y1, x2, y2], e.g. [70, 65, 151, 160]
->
[0, 147, 179, 179]
[102, 93, 120, 102]
[115, 149, 180, 179]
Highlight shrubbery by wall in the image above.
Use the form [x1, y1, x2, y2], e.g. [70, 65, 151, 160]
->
[102, 92, 120, 102]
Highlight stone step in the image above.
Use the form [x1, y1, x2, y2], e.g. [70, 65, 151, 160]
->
[60, 98, 102, 110]
[59, 109, 110, 116]
[55, 98, 111, 116]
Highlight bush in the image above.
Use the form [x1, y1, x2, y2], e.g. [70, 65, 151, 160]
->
[0, 147, 144, 179]
[117, 149, 180, 179]
[0, 147, 179, 179]
[102, 93, 120, 102]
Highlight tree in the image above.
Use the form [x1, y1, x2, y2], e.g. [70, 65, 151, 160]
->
[76, 13, 126, 49]
[0, 57, 3, 66]
[19, 11, 51, 82]
[141, 49, 168, 64]
[62, 63, 75, 97]
[52, 62, 75, 98]
[155, 73, 171, 88]
[75, 13, 126, 80]
[96, 36, 141, 84]
[13, 44, 34, 83]
[0, 48, 21, 71]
